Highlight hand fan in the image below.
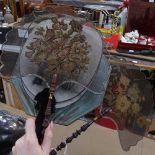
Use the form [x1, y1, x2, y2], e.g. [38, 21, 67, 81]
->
[0, 12, 111, 126]
[94, 64, 154, 151]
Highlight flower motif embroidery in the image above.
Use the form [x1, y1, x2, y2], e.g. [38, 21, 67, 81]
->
[131, 103, 141, 114]
[111, 74, 130, 94]
[25, 17, 90, 81]
[103, 68, 153, 133]
[137, 116, 150, 128]
[119, 74, 130, 88]
[127, 83, 140, 103]
[115, 94, 131, 113]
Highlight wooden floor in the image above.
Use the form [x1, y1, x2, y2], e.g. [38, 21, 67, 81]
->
[53, 121, 155, 155]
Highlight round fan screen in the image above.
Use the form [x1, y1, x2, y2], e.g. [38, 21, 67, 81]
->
[19, 15, 103, 107]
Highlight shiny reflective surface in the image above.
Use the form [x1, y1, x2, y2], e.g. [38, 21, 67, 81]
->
[0, 110, 25, 155]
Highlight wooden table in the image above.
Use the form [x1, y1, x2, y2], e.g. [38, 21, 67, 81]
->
[0, 102, 155, 155]
[106, 49, 155, 70]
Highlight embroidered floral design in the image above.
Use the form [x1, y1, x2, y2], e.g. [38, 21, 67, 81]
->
[119, 74, 130, 88]
[103, 67, 153, 131]
[131, 103, 140, 114]
[115, 94, 131, 113]
[25, 17, 90, 81]
[136, 116, 150, 128]
[127, 83, 140, 103]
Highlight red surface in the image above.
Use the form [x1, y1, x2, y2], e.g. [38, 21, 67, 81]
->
[103, 34, 120, 49]
[96, 117, 118, 130]
[95, 108, 124, 130]
[119, 35, 155, 50]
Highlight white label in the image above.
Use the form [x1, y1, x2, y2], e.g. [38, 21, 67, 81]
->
[149, 0, 154, 2]
[18, 29, 29, 38]
[0, 44, 21, 53]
